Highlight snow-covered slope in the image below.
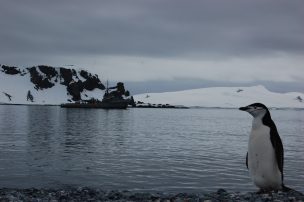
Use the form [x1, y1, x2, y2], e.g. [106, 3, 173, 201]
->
[0, 65, 105, 105]
[134, 86, 304, 108]
[2, 65, 304, 108]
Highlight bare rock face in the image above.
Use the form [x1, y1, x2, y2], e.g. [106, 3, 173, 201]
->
[1, 65, 21, 75]
[27, 67, 55, 90]
[67, 81, 84, 101]
[38, 65, 58, 79]
[83, 75, 105, 91]
[59, 68, 105, 101]
[60, 68, 73, 86]
[80, 70, 89, 79]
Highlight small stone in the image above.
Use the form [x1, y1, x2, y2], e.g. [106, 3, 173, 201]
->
[217, 188, 227, 194]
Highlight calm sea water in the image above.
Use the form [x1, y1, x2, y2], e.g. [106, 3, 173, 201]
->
[0, 105, 303, 193]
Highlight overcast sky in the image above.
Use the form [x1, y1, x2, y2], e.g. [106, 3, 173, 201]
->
[1, 0, 304, 93]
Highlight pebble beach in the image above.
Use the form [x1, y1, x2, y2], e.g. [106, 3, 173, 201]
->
[1, 188, 304, 202]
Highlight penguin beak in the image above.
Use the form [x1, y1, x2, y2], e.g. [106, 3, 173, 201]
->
[239, 106, 249, 111]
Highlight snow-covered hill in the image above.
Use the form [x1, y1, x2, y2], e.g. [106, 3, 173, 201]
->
[0, 65, 105, 105]
[2, 65, 304, 108]
[134, 86, 304, 108]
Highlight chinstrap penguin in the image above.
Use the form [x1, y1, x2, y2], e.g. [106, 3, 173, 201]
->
[239, 103, 292, 193]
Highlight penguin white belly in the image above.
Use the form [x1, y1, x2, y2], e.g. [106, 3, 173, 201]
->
[248, 125, 282, 189]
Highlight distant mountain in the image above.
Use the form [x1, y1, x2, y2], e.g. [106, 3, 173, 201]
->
[2, 65, 304, 108]
[134, 85, 304, 108]
[0, 64, 105, 105]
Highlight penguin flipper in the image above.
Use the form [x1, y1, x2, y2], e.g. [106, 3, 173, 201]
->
[246, 152, 248, 169]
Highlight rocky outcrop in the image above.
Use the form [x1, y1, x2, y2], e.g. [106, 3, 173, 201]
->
[1, 65, 21, 75]
[23, 66, 106, 101]
[60, 68, 73, 86]
[67, 81, 84, 101]
[38, 65, 58, 79]
[80, 70, 89, 79]
[80, 69, 105, 91]
[27, 67, 55, 90]
[58, 68, 105, 101]
[27, 90, 34, 102]
[83, 75, 105, 91]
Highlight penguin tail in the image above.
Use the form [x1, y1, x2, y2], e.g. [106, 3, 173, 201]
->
[282, 184, 293, 192]
[282, 184, 304, 195]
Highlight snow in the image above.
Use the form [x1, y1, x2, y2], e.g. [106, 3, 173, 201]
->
[1, 66, 304, 108]
[0, 67, 104, 105]
[134, 85, 304, 108]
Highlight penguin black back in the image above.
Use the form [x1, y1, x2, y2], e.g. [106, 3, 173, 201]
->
[262, 109, 284, 182]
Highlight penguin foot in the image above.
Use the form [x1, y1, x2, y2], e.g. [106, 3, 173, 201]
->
[256, 189, 273, 194]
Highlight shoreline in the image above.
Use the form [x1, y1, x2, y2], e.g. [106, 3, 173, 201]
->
[1, 188, 303, 202]
[1, 103, 304, 110]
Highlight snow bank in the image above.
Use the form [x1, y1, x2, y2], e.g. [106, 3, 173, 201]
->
[134, 85, 304, 108]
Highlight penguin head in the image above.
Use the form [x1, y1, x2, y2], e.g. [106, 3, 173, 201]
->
[239, 103, 269, 118]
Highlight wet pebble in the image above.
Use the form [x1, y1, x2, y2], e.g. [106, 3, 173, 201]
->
[0, 188, 303, 202]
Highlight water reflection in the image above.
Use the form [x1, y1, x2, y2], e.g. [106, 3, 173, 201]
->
[0, 106, 303, 193]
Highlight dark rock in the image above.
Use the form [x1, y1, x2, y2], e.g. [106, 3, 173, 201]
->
[3, 92, 12, 101]
[38, 65, 58, 79]
[107, 190, 124, 200]
[296, 96, 303, 102]
[128, 192, 153, 201]
[27, 90, 34, 102]
[217, 188, 227, 194]
[72, 69, 77, 77]
[60, 68, 73, 86]
[1, 65, 21, 75]
[28, 67, 55, 90]
[0, 188, 304, 202]
[80, 70, 90, 79]
[67, 80, 84, 101]
[117, 82, 125, 94]
[83, 75, 105, 91]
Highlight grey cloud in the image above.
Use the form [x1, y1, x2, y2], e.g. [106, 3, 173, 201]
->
[1, 0, 304, 59]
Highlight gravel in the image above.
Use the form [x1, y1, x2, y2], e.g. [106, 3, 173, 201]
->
[0, 188, 303, 202]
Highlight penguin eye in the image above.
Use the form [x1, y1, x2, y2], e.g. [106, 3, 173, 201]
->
[254, 106, 257, 109]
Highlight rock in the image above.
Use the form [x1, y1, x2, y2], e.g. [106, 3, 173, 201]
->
[1, 65, 21, 75]
[38, 65, 58, 79]
[67, 80, 84, 101]
[60, 68, 73, 86]
[28, 67, 55, 90]
[0, 188, 304, 202]
[83, 75, 105, 91]
[80, 70, 90, 79]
